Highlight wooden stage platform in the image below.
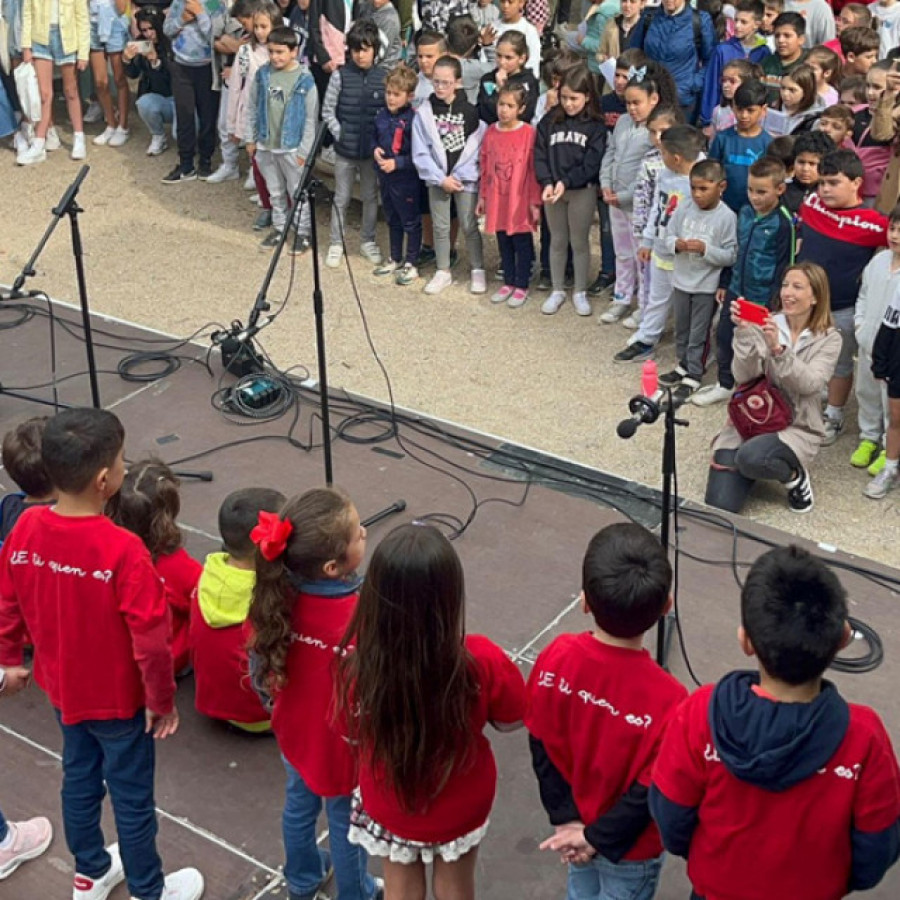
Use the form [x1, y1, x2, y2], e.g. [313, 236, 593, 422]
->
[1, 296, 899, 899]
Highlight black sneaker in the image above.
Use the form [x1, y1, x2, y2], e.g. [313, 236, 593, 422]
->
[672, 381, 698, 403]
[417, 245, 436, 267]
[536, 270, 552, 291]
[614, 341, 654, 364]
[659, 368, 686, 387]
[161, 164, 197, 184]
[587, 271, 615, 296]
[259, 230, 281, 249]
[290, 233, 311, 256]
[197, 160, 213, 180]
[786, 466, 814, 514]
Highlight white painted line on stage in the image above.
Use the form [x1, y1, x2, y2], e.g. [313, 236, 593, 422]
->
[509, 595, 582, 665]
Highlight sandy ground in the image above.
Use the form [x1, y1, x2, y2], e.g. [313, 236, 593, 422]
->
[2, 107, 898, 569]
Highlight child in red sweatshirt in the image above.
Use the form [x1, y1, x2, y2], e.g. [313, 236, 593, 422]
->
[0, 408, 204, 900]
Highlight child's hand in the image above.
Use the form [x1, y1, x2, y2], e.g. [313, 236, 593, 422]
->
[146, 706, 180, 739]
[476, 198, 485, 216]
[441, 175, 462, 193]
[716, 288, 727, 305]
[674, 238, 687, 253]
[481, 24, 497, 45]
[1, 666, 31, 697]
[702, 124, 713, 139]
[539, 823, 595, 862]
[495, 69, 507, 88]
[380, 158, 397, 173]
[542, 184, 556, 203]
[684, 239, 706, 254]
[530, 203, 541, 226]
[297, 156, 306, 167]
[77, 59, 88, 71]
[637, 247, 652, 263]
[246, 141, 256, 157]
[374, 147, 385, 163]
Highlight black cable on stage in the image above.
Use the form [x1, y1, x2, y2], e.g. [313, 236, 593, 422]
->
[118, 352, 181, 383]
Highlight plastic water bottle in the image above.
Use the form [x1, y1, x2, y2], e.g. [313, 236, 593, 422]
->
[641, 359, 658, 398]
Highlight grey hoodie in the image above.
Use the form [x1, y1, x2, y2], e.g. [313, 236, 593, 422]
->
[600, 113, 652, 211]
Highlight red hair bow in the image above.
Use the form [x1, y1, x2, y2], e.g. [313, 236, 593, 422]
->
[251, 511, 293, 561]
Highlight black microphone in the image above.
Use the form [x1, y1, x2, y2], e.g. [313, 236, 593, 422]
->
[616, 392, 664, 439]
[172, 470, 214, 482]
[361, 500, 407, 529]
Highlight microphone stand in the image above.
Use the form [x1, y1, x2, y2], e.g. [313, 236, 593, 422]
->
[221, 122, 405, 526]
[1, 165, 100, 410]
[617, 388, 688, 669]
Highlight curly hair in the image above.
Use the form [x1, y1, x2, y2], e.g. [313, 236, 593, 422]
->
[249, 488, 354, 691]
[107, 458, 181, 559]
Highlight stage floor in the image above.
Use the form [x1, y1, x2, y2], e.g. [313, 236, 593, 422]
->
[1, 298, 899, 899]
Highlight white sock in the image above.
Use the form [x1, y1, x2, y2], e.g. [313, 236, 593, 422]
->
[885, 458, 899, 475]
[32, 137, 45, 150]
[824, 404, 844, 422]
[0, 825, 15, 850]
[74, 131, 84, 139]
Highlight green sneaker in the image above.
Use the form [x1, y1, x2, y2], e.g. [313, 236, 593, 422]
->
[850, 439, 879, 468]
[868, 450, 887, 476]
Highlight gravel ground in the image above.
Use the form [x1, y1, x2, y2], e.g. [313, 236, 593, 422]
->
[2, 110, 898, 568]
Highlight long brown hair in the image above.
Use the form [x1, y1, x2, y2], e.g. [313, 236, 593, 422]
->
[337, 524, 479, 815]
[249, 488, 353, 691]
[108, 458, 182, 559]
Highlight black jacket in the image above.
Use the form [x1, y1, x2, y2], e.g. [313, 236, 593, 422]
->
[334, 62, 386, 160]
[533, 112, 606, 190]
[476, 68, 539, 125]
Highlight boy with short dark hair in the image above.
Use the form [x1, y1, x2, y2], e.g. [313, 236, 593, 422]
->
[526, 523, 687, 900]
[190, 487, 285, 732]
[246, 26, 319, 256]
[797, 148, 888, 443]
[660, 159, 738, 400]
[651, 545, 900, 899]
[709, 79, 772, 212]
[0, 408, 204, 900]
[693, 156, 794, 406]
[840, 26, 880, 77]
[818, 103, 854, 148]
[761, 12, 807, 104]
[700, 0, 770, 129]
[0, 417, 55, 544]
[615, 125, 706, 363]
[322, 19, 386, 269]
[784, 129, 835, 215]
[784, 0, 834, 47]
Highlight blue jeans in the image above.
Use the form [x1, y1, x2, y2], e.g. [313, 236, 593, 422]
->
[282, 758, 375, 900]
[567, 853, 664, 900]
[56, 709, 164, 900]
[135, 93, 176, 138]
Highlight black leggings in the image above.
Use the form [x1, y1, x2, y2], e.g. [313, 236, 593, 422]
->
[170, 60, 219, 169]
[705, 433, 802, 514]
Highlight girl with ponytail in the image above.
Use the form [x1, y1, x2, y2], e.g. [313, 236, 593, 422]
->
[248, 487, 380, 900]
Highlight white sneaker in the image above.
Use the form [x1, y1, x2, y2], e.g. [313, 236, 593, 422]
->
[73, 843, 124, 900]
[133, 867, 204, 900]
[108, 126, 130, 147]
[599, 302, 630, 324]
[147, 134, 168, 156]
[541, 291, 566, 315]
[13, 130, 29, 154]
[622, 310, 642, 329]
[470, 268, 487, 294]
[360, 242, 383, 264]
[243, 171, 256, 190]
[572, 292, 591, 316]
[822, 414, 844, 447]
[45, 125, 61, 151]
[325, 244, 344, 268]
[205, 164, 239, 183]
[71, 132, 87, 160]
[691, 384, 733, 407]
[93, 126, 116, 146]
[424, 270, 453, 295]
[17, 140, 46, 166]
[864, 466, 900, 500]
[83, 101, 104, 123]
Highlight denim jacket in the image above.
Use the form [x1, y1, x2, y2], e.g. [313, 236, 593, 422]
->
[250, 62, 316, 150]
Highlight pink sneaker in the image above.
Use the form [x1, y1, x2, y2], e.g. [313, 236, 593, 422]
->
[0, 816, 53, 879]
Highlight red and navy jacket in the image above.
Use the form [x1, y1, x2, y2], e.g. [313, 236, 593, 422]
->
[797, 193, 887, 312]
[650, 671, 900, 900]
[372, 104, 419, 185]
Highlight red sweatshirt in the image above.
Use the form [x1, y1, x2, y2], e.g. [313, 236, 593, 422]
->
[356, 634, 526, 843]
[155, 547, 201, 674]
[0, 507, 175, 724]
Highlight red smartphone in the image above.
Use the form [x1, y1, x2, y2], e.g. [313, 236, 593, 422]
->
[736, 298, 769, 326]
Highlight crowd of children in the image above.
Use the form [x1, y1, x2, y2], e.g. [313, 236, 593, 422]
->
[0, 407, 899, 900]
[4, 0, 900, 505]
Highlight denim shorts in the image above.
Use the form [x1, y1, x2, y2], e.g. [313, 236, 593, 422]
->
[90, 16, 129, 53]
[30, 25, 76, 65]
